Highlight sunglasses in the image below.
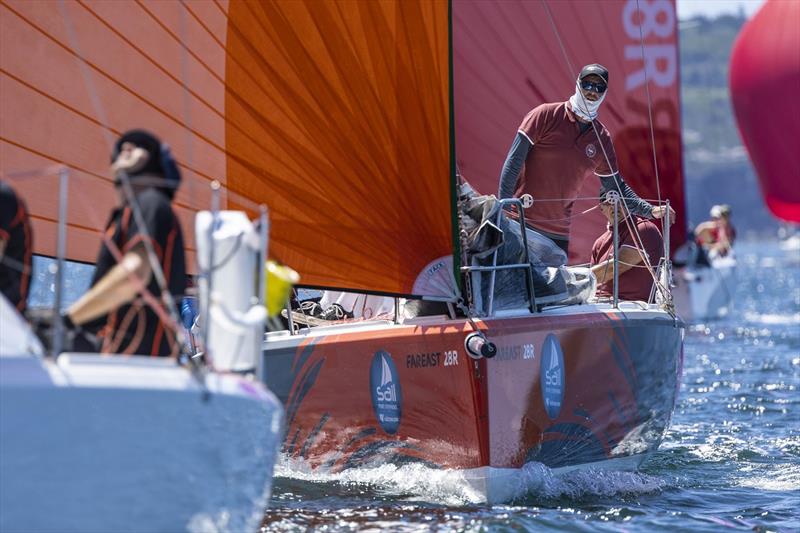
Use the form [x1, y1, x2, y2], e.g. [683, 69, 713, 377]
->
[580, 80, 607, 93]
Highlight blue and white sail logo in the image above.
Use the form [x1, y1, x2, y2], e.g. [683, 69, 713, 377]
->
[370, 350, 402, 434]
[540, 334, 565, 420]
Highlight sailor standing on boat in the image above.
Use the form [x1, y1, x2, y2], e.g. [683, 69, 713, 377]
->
[498, 64, 675, 256]
[0, 180, 33, 314]
[63, 130, 187, 356]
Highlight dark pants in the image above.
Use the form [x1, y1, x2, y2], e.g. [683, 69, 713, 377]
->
[523, 223, 570, 256]
[551, 236, 569, 255]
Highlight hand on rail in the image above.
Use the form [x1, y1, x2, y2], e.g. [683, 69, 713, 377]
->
[651, 204, 676, 225]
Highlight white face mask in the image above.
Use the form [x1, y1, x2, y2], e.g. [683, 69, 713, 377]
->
[568, 80, 607, 121]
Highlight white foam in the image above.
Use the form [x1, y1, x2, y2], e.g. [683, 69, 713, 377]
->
[274, 455, 665, 505]
[688, 436, 766, 462]
[275, 455, 484, 505]
[759, 257, 778, 268]
[517, 463, 666, 500]
[737, 464, 800, 491]
[187, 510, 231, 533]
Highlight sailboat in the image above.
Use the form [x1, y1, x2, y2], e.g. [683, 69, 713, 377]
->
[246, 0, 686, 503]
[671, 205, 738, 322]
[672, 248, 737, 321]
[674, 0, 800, 321]
[2, 0, 685, 509]
[0, 2, 284, 531]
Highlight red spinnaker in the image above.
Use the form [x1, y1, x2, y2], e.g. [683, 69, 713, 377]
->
[730, 0, 800, 223]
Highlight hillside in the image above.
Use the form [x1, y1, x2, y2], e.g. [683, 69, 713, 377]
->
[679, 14, 779, 236]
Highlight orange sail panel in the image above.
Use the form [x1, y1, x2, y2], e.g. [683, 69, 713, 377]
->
[730, 0, 800, 223]
[452, 0, 686, 263]
[1, 1, 455, 297]
[223, 1, 454, 298]
[0, 0, 232, 268]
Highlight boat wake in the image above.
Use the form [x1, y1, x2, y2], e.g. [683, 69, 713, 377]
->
[274, 455, 483, 506]
[498, 461, 666, 503]
[273, 455, 666, 506]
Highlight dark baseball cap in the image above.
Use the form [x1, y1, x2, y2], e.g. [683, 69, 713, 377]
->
[579, 64, 609, 84]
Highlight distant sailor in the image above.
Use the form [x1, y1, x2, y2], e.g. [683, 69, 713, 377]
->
[0, 180, 33, 313]
[590, 191, 664, 302]
[63, 130, 187, 356]
[498, 63, 675, 256]
[695, 204, 736, 258]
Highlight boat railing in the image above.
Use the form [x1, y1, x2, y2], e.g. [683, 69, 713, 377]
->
[660, 198, 673, 308]
[460, 192, 675, 317]
[4, 166, 210, 367]
[52, 167, 70, 356]
[608, 192, 674, 310]
[2, 166, 71, 355]
[460, 197, 537, 316]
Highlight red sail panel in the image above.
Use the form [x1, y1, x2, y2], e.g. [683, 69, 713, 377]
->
[453, 0, 686, 263]
[224, 1, 454, 297]
[0, 0, 232, 268]
[730, 0, 800, 223]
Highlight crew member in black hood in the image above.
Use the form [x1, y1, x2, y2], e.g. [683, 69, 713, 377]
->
[110, 129, 182, 200]
[64, 129, 187, 356]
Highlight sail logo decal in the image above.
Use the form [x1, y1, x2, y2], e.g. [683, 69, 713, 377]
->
[585, 143, 597, 158]
[540, 334, 565, 420]
[370, 350, 402, 434]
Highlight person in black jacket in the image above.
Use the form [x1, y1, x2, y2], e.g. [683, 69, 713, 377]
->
[0, 180, 33, 313]
[64, 130, 187, 356]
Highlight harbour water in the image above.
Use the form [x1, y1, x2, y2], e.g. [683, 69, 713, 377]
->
[262, 240, 799, 532]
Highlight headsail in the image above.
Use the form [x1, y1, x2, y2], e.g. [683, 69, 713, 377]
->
[0, 0, 230, 267]
[224, 1, 454, 298]
[1, 1, 456, 299]
[730, 0, 800, 223]
[2, 0, 685, 300]
[452, 0, 686, 262]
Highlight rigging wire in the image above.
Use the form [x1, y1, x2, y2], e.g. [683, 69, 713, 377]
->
[634, 0, 673, 309]
[56, 0, 115, 151]
[636, 0, 665, 222]
[178, 1, 198, 205]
